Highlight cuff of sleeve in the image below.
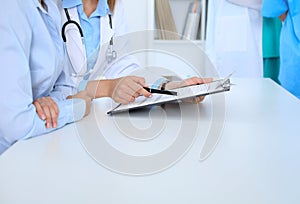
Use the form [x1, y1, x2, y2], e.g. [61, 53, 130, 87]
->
[55, 98, 87, 125]
[78, 79, 89, 92]
[70, 98, 87, 122]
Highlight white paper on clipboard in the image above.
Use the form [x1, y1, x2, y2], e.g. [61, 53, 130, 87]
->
[107, 76, 232, 115]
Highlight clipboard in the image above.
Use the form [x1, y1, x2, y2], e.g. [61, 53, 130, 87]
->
[107, 76, 232, 115]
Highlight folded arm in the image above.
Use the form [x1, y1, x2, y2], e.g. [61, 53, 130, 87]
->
[0, 17, 87, 155]
[262, 0, 288, 17]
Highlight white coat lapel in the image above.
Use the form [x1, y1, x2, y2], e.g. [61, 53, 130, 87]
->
[90, 14, 114, 79]
[61, 7, 87, 76]
[100, 15, 114, 45]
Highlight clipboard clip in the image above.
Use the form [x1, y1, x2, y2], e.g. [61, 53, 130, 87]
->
[215, 73, 235, 89]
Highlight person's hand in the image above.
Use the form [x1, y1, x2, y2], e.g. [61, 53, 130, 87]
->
[165, 77, 213, 103]
[33, 96, 59, 128]
[67, 90, 92, 117]
[279, 11, 288, 22]
[110, 76, 152, 104]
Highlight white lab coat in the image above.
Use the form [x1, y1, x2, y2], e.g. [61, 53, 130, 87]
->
[206, 0, 263, 77]
[227, 0, 262, 10]
[56, 0, 140, 88]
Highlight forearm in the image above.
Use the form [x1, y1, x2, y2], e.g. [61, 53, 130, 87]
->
[0, 98, 86, 154]
[24, 99, 76, 138]
[86, 80, 115, 99]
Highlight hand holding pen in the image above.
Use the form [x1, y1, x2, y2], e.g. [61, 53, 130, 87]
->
[110, 76, 212, 105]
[110, 76, 152, 104]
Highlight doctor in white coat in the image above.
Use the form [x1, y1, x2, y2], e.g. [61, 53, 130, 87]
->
[33, 0, 212, 125]
[206, 0, 263, 77]
[54, 0, 212, 99]
[56, 0, 144, 91]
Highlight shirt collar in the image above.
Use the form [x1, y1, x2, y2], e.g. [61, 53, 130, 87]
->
[62, 0, 82, 9]
[35, 0, 59, 15]
[95, 0, 110, 16]
[62, 0, 110, 17]
[34, 0, 48, 13]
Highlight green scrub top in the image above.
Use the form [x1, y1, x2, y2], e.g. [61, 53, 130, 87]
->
[262, 17, 282, 84]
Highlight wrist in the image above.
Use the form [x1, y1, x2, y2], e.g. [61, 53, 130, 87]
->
[86, 80, 112, 99]
[86, 81, 97, 99]
[106, 79, 116, 98]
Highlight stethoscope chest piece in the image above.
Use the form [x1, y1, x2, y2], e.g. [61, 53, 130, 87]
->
[106, 44, 117, 64]
[106, 14, 117, 64]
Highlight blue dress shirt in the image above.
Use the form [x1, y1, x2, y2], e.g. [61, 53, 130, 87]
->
[62, 0, 110, 71]
[0, 0, 86, 155]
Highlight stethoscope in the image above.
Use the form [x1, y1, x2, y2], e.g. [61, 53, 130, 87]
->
[61, 8, 117, 77]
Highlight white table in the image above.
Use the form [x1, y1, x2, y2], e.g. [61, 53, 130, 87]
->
[1, 78, 300, 204]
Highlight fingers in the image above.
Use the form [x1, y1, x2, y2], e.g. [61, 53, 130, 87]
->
[131, 76, 148, 88]
[49, 104, 58, 128]
[112, 83, 136, 104]
[48, 97, 58, 128]
[33, 97, 59, 129]
[194, 96, 205, 103]
[182, 95, 205, 104]
[178, 77, 212, 104]
[279, 12, 287, 22]
[198, 77, 213, 84]
[133, 84, 152, 98]
[49, 97, 59, 116]
[184, 77, 213, 86]
[186, 77, 211, 103]
[168, 77, 213, 90]
[34, 100, 46, 120]
[43, 105, 52, 129]
[112, 76, 152, 104]
[128, 76, 152, 98]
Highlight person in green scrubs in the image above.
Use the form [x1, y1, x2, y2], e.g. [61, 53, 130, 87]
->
[262, 17, 282, 84]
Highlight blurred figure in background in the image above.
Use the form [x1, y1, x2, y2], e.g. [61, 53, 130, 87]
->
[206, 0, 263, 77]
[262, 17, 282, 84]
[262, 0, 300, 99]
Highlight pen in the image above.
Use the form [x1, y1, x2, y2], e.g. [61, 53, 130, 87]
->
[143, 87, 177, 96]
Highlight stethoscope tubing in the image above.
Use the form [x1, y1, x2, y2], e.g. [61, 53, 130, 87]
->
[61, 8, 84, 42]
[61, 8, 117, 77]
[61, 8, 113, 43]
